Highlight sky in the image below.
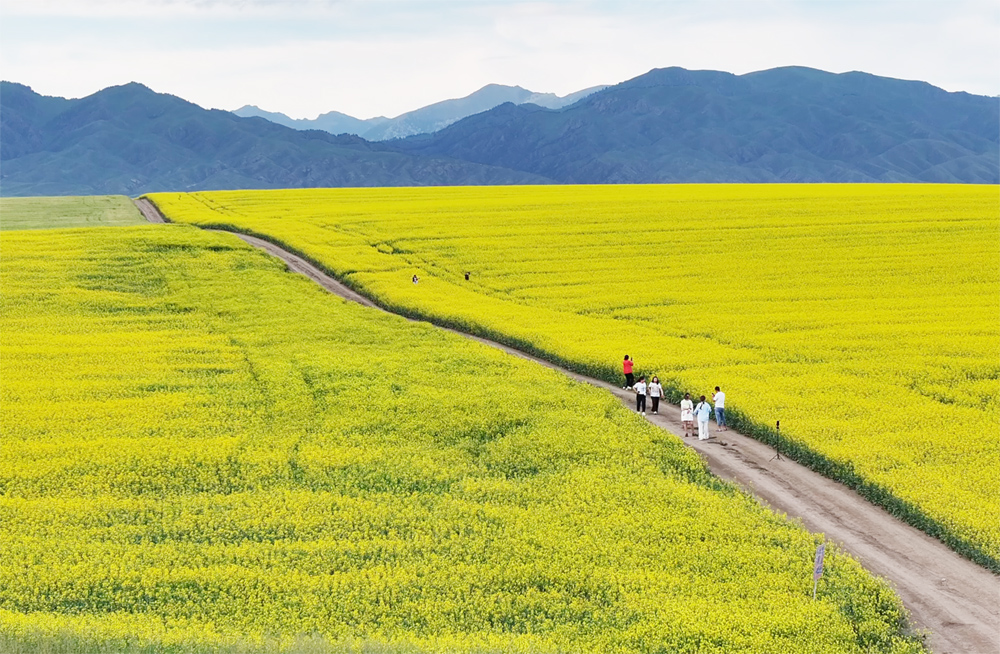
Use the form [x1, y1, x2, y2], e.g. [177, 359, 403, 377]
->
[1, 0, 997, 120]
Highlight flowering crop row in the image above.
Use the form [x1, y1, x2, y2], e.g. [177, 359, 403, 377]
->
[1, 224, 923, 652]
[149, 184, 1000, 568]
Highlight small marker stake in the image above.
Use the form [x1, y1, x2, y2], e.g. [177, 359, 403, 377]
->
[813, 542, 826, 600]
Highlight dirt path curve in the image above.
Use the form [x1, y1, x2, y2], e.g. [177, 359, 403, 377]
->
[135, 198, 166, 223]
[135, 200, 999, 654]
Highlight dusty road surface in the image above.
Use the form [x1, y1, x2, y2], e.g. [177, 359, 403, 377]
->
[138, 201, 999, 654]
[134, 197, 166, 223]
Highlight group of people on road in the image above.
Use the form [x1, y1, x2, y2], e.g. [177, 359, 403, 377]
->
[622, 355, 728, 441]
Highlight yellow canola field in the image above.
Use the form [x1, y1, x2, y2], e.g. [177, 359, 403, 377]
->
[1, 225, 924, 653]
[150, 184, 1000, 568]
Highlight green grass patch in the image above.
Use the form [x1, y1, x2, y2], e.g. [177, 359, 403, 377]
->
[0, 195, 144, 231]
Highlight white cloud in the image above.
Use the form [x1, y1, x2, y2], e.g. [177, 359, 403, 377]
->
[1, 0, 350, 17]
[1, 0, 997, 119]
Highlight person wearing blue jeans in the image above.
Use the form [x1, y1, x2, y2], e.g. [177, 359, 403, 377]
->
[713, 386, 727, 432]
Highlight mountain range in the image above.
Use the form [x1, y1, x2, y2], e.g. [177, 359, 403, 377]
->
[0, 82, 544, 196]
[394, 66, 999, 184]
[1, 66, 996, 196]
[233, 83, 607, 140]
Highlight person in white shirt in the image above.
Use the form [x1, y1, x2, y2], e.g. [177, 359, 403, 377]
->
[680, 392, 694, 437]
[695, 395, 712, 440]
[713, 386, 727, 432]
[648, 377, 664, 414]
[634, 377, 647, 415]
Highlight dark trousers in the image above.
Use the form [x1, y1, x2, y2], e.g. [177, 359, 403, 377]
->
[625, 372, 635, 388]
[651, 396, 660, 412]
[636, 394, 646, 412]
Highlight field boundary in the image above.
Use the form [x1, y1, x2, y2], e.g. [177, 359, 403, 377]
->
[136, 196, 1000, 653]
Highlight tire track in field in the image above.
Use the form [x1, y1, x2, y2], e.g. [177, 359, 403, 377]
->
[135, 198, 999, 654]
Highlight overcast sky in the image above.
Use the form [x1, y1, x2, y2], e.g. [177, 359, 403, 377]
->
[1, 0, 997, 119]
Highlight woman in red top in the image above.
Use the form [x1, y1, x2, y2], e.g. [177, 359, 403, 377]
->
[623, 355, 634, 389]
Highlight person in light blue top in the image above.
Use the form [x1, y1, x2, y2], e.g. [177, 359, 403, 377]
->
[694, 394, 712, 441]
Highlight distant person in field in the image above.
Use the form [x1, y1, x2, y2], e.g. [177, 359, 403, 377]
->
[680, 392, 694, 437]
[713, 386, 727, 432]
[622, 355, 634, 389]
[648, 376, 664, 414]
[634, 376, 647, 415]
[412, 274, 419, 284]
[464, 272, 470, 281]
[695, 395, 712, 440]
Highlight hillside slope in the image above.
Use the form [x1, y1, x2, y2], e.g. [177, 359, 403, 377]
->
[392, 67, 999, 183]
[235, 83, 606, 140]
[0, 82, 545, 196]
[3, 66, 996, 195]
[231, 104, 389, 138]
[360, 83, 607, 141]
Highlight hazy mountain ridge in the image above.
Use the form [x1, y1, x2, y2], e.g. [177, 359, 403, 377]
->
[2, 66, 996, 196]
[0, 82, 546, 196]
[231, 105, 389, 138]
[392, 66, 999, 184]
[234, 83, 607, 140]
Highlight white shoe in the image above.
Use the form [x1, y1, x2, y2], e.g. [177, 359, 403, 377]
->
[642, 411, 646, 415]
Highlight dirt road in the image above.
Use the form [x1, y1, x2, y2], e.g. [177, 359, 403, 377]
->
[135, 197, 166, 223]
[136, 200, 999, 654]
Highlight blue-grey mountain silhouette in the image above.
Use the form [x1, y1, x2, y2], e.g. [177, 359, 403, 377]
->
[233, 83, 606, 140]
[1, 67, 996, 196]
[392, 66, 998, 183]
[0, 82, 544, 196]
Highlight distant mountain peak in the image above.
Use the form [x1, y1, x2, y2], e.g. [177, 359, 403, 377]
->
[478, 83, 529, 92]
[5, 65, 993, 196]
[95, 81, 161, 99]
[0, 81, 547, 196]
[392, 65, 998, 185]
[115, 81, 154, 91]
[234, 82, 607, 141]
[1, 80, 35, 92]
[617, 66, 738, 90]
